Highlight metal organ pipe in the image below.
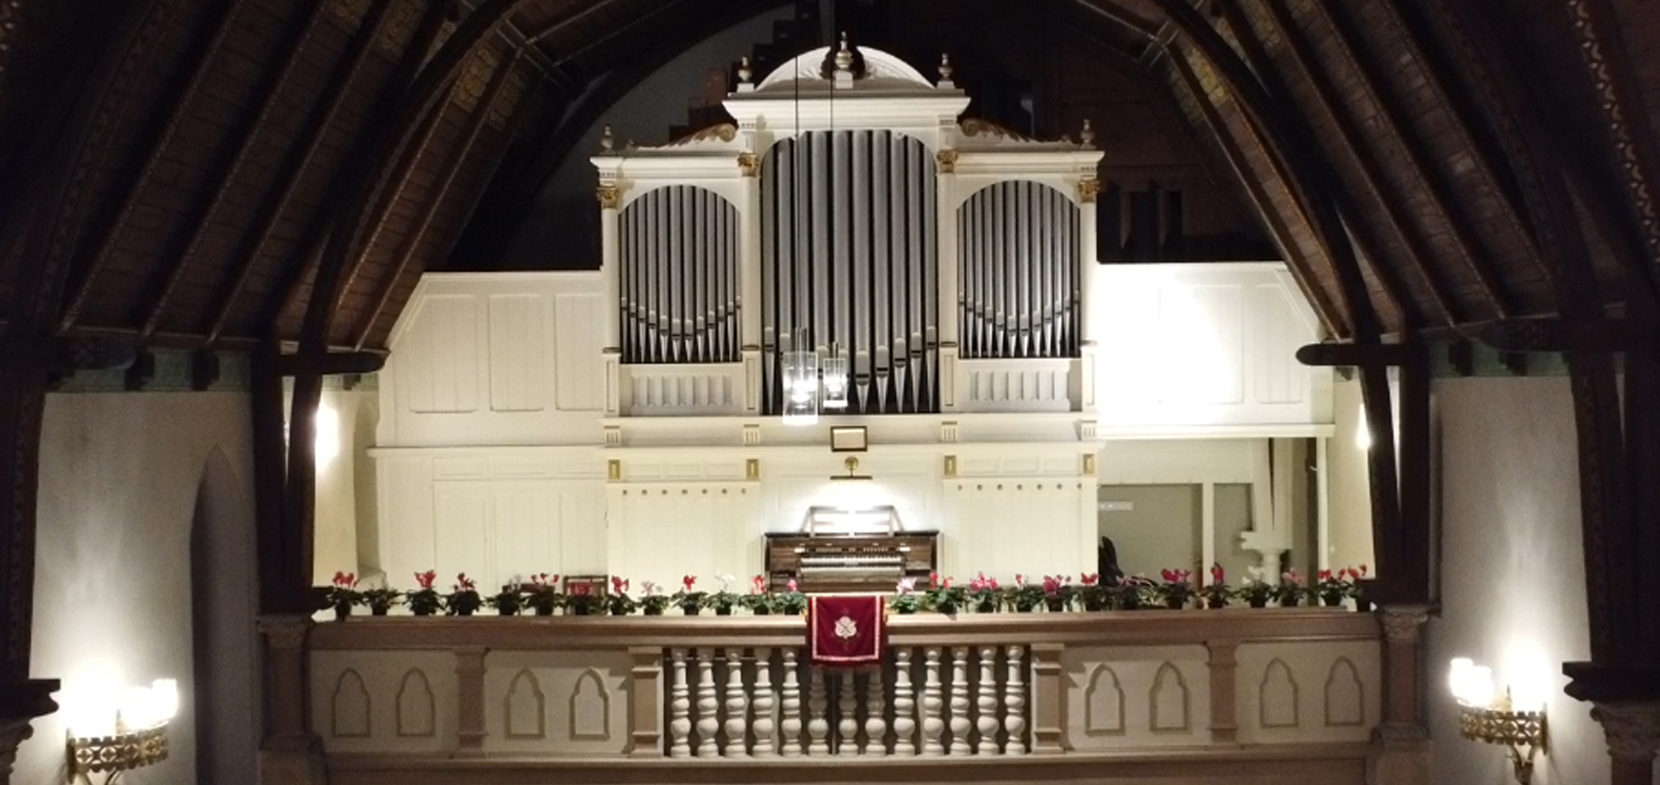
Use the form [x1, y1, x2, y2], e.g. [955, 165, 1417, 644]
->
[956, 181, 1080, 360]
[618, 186, 741, 364]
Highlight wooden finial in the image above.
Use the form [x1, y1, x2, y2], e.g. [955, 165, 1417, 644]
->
[737, 55, 753, 84]
[939, 53, 954, 84]
[835, 31, 854, 72]
[599, 124, 615, 152]
[1080, 118, 1095, 147]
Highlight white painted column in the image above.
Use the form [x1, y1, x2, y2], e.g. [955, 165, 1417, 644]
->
[668, 649, 691, 758]
[863, 669, 887, 757]
[808, 665, 830, 756]
[948, 648, 971, 755]
[1316, 438, 1332, 572]
[739, 139, 764, 415]
[1076, 178, 1100, 413]
[893, 648, 917, 756]
[1004, 645, 1027, 755]
[752, 648, 776, 757]
[781, 649, 804, 757]
[936, 137, 961, 412]
[975, 646, 1000, 755]
[724, 648, 749, 757]
[1200, 482, 1216, 586]
[921, 648, 946, 756]
[837, 671, 859, 756]
[696, 652, 719, 758]
[600, 182, 623, 417]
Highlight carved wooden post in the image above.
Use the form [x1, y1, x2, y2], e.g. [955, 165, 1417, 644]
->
[1004, 644, 1028, 755]
[1366, 607, 1431, 785]
[1590, 703, 1660, 785]
[1030, 642, 1065, 754]
[781, 649, 804, 757]
[893, 648, 917, 756]
[696, 651, 719, 758]
[256, 615, 325, 783]
[948, 648, 971, 754]
[1206, 639, 1240, 744]
[752, 648, 776, 757]
[668, 649, 691, 758]
[629, 646, 663, 757]
[921, 647, 946, 756]
[976, 646, 1001, 755]
[724, 648, 749, 757]
[454, 646, 487, 756]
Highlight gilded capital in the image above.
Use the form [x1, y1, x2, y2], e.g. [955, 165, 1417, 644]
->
[597, 183, 621, 210]
[1376, 606, 1431, 643]
[936, 148, 958, 174]
[257, 615, 313, 650]
[1591, 702, 1660, 761]
[1077, 177, 1100, 204]
[738, 151, 758, 177]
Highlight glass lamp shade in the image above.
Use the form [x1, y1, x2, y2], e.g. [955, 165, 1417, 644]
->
[782, 348, 819, 425]
[821, 350, 849, 410]
[150, 679, 179, 723]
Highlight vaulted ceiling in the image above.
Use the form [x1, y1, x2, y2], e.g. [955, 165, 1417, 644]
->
[2, 0, 1657, 353]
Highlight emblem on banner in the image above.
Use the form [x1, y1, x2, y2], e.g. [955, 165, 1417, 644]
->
[834, 615, 859, 640]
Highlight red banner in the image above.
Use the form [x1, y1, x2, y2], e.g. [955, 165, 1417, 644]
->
[807, 595, 886, 667]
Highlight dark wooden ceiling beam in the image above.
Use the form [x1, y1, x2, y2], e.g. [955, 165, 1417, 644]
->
[353, 48, 525, 350]
[56, 0, 245, 333]
[1309, 1, 1512, 320]
[1376, 0, 1560, 295]
[525, 0, 625, 42]
[200, 0, 399, 345]
[273, 350, 386, 376]
[1066, 0, 1161, 42]
[1258, 0, 1461, 329]
[138, 2, 332, 339]
[1161, 49, 1343, 337]
[1212, 0, 1415, 332]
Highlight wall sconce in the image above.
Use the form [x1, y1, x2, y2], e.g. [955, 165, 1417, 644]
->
[67, 678, 177, 783]
[1449, 658, 1546, 784]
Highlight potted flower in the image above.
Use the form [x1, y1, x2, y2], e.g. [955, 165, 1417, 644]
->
[1042, 575, 1073, 612]
[744, 575, 775, 615]
[705, 574, 741, 616]
[1345, 565, 1372, 612]
[1237, 566, 1276, 609]
[608, 577, 637, 616]
[565, 581, 603, 615]
[1277, 569, 1307, 607]
[968, 573, 1000, 613]
[1007, 574, 1044, 613]
[891, 577, 924, 614]
[488, 583, 523, 616]
[639, 581, 672, 615]
[325, 571, 361, 620]
[1315, 569, 1347, 607]
[406, 570, 442, 616]
[1078, 573, 1108, 611]
[525, 573, 561, 616]
[924, 573, 965, 615]
[776, 578, 808, 615]
[361, 586, 400, 616]
[1200, 563, 1231, 609]
[446, 573, 482, 616]
[1158, 569, 1195, 609]
[674, 575, 704, 616]
[1116, 575, 1153, 610]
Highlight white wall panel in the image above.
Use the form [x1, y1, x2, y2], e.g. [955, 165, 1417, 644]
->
[488, 294, 550, 413]
[399, 295, 482, 414]
[554, 291, 605, 411]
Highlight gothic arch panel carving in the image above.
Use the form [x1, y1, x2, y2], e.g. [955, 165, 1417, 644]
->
[1149, 662, 1190, 732]
[569, 668, 611, 741]
[1323, 657, 1365, 727]
[1084, 664, 1126, 735]
[1259, 658, 1299, 729]
[396, 668, 435, 737]
[506, 668, 548, 739]
[331, 668, 370, 738]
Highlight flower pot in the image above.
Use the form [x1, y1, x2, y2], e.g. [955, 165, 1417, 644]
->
[456, 608, 475, 617]
[753, 605, 772, 616]
[714, 606, 733, 616]
[1355, 597, 1373, 613]
[571, 604, 591, 616]
[533, 605, 554, 616]
[412, 607, 434, 617]
[1248, 597, 1268, 609]
[680, 603, 701, 616]
[1014, 602, 1038, 613]
[1164, 597, 1185, 610]
[936, 601, 958, 615]
[975, 600, 997, 614]
[1206, 597, 1228, 609]
[1117, 592, 1142, 611]
[369, 605, 390, 616]
[1083, 598, 1105, 612]
[1045, 598, 1067, 613]
[896, 606, 918, 615]
[643, 606, 663, 616]
[496, 607, 516, 616]
[784, 607, 802, 616]
[333, 602, 352, 621]
[1279, 595, 1301, 608]
[1322, 595, 1343, 608]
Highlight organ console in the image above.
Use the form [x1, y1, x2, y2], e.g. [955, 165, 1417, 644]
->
[764, 530, 939, 593]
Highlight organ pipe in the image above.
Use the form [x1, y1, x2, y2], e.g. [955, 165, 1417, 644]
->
[619, 186, 741, 364]
[956, 181, 1080, 360]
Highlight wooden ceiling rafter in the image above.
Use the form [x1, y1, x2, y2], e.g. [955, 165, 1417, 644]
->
[1378, 0, 1561, 297]
[1310, 0, 1513, 321]
[137, 1, 334, 339]
[256, 0, 457, 341]
[352, 47, 526, 350]
[55, 0, 246, 334]
[1161, 44, 1342, 337]
[525, 0, 621, 43]
[1212, 0, 1417, 332]
[1254, 0, 1462, 329]
[200, 0, 401, 346]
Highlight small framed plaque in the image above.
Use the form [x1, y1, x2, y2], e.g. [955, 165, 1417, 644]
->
[563, 574, 609, 596]
[829, 425, 868, 452]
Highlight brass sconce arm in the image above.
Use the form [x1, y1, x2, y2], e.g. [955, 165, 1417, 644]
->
[1459, 703, 1547, 784]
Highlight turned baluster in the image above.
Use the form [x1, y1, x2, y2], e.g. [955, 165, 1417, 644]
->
[781, 649, 804, 757]
[837, 670, 859, 756]
[696, 651, 720, 758]
[975, 646, 1001, 755]
[724, 648, 749, 757]
[863, 668, 888, 756]
[752, 648, 776, 757]
[1004, 644, 1027, 755]
[669, 649, 692, 758]
[893, 648, 917, 756]
[921, 647, 946, 756]
[808, 663, 831, 756]
[949, 647, 971, 755]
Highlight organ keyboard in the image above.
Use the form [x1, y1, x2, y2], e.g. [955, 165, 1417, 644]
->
[765, 531, 939, 593]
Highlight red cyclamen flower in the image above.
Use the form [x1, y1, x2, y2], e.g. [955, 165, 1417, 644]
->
[752, 575, 766, 594]
[682, 575, 696, 592]
[415, 570, 437, 590]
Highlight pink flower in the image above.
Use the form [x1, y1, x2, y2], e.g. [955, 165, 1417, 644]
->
[941, 576, 953, 589]
[1282, 569, 1302, 586]
[1015, 574, 1027, 587]
[1081, 573, 1100, 586]
[752, 575, 767, 594]
[415, 570, 437, 590]
[1319, 569, 1334, 582]
[929, 572, 940, 589]
[786, 578, 799, 593]
[682, 575, 697, 592]
[571, 582, 591, 596]
[332, 571, 357, 589]
[612, 576, 630, 594]
[454, 573, 476, 592]
[897, 577, 917, 594]
[1210, 563, 1225, 585]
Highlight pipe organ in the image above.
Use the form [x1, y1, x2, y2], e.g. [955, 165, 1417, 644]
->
[594, 42, 1103, 419]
